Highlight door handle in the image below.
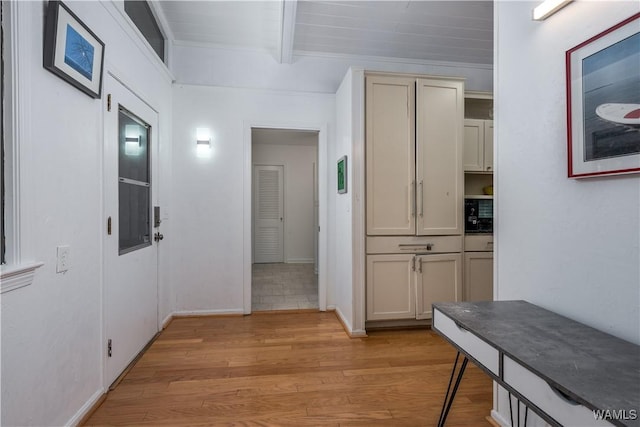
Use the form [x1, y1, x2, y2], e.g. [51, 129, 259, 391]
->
[154, 232, 164, 242]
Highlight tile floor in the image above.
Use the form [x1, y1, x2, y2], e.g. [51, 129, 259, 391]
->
[252, 263, 318, 311]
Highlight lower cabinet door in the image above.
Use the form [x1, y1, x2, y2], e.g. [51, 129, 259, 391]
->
[464, 252, 493, 301]
[416, 253, 462, 320]
[366, 254, 415, 321]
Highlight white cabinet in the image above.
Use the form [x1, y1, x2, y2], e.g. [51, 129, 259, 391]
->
[365, 75, 415, 235]
[464, 119, 493, 172]
[366, 74, 464, 236]
[416, 79, 465, 236]
[365, 72, 464, 323]
[463, 235, 493, 302]
[366, 254, 415, 321]
[367, 252, 462, 321]
[416, 254, 462, 320]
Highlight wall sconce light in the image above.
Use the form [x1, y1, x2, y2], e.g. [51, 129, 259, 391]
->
[533, 0, 572, 21]
[196, 127, 212, 158]
[124, 124, 142, 156]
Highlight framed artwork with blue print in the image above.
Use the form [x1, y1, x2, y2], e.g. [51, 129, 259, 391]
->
[44, 0, 105, 99]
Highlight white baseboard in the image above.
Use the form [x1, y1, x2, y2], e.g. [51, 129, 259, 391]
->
[333, 306, 367, 338]
[490, 409, 511, 427]
[285, 258, 314, 264]
[161, 312, 173, 329]
[172, 308, 245, 317]
[67, 388, 105, 427]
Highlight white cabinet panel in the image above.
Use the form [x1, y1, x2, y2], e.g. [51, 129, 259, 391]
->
[366, 254, 415, 321]
[366, 75, 415, 235]
[366, 235, 462, 255]
[483, 121, 494, 172]
[416, 254, 462, 320]
[416, 78, 464, 236]
[463, 252, 493, 302]
[464, 119, 493, 173]
[463, 119, 484, 171]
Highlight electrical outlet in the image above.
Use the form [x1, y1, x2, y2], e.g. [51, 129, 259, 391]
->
[56, 246, 70, 273]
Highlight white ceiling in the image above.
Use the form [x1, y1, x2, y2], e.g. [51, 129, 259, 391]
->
[156, 0, 493, 65]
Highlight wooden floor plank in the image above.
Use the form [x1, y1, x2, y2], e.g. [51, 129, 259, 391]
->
[83, 311, 492, 426]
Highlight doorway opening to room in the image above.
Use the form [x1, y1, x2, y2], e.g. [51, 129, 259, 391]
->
[251, 128, 319, 311]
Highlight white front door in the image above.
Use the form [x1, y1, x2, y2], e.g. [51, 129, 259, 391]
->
[103, 75, 159, 386]
[253, 165, 284, 263]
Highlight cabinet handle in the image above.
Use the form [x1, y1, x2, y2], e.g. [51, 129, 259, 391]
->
[418, 180, 424, 217]
[418, 257, 422, 273]
[411, 181, 416, 218]
[411, 256, 416, 271]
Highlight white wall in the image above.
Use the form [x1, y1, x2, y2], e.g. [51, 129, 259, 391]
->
[494, 1, 639, 425]
[171, 84, 335, 314]
[172, 42, 494, 94]
[252, 142, 317, 263]
[0, 2, 172, 426]
[333, 68, 366, 335]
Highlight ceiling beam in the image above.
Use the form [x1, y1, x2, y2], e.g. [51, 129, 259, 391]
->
[279, 0, 297, 64]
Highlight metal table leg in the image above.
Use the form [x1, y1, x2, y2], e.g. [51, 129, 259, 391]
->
[437, 352, 469, 427]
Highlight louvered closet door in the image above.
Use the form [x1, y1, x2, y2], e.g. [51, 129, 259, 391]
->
[254, 165, 284, 263]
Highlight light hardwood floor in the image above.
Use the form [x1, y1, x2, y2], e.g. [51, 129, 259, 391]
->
[84, 312, 492, 426]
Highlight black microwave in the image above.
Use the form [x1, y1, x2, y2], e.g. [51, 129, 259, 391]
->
[465, 198, 493, 234]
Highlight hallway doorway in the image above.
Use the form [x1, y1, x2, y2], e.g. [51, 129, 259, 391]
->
[251, 128, 319, 312]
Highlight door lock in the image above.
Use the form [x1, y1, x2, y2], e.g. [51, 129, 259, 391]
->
[154, 232, 164, 242]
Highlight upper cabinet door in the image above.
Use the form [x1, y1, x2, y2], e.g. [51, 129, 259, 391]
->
[416, 78, 464, 236]
[463, 119, 484, 171]
[366, 75, 416, 235]
[483, 120, 494, 172]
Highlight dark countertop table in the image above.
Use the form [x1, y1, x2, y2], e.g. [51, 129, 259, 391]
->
[432, 300, 640, 427]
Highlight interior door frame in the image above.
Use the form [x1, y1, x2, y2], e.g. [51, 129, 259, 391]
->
[243, 121, 328, 314]
[101, 71, 161, 389]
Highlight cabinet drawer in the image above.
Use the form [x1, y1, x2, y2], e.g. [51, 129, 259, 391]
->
[503, 356, 613, 426]
[464, 235, 493, 252]
[367, 235, 462, 254]
[432, 309, 498, 375]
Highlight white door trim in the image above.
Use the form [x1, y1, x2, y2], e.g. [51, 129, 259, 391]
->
[243, 121, 328, 314]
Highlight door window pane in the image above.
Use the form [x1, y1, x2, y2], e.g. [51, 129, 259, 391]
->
[119, 110, 149, 183]
[119, 182, 150, 253]
[118, 108, 151, 254]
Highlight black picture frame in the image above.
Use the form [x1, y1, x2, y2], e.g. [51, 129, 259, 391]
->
[43, 0, 105, 99]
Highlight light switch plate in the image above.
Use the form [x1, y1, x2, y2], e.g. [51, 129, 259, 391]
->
[56, 246, 70, 273]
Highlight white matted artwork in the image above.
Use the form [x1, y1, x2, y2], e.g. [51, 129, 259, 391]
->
[566, 13, 639, 178]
